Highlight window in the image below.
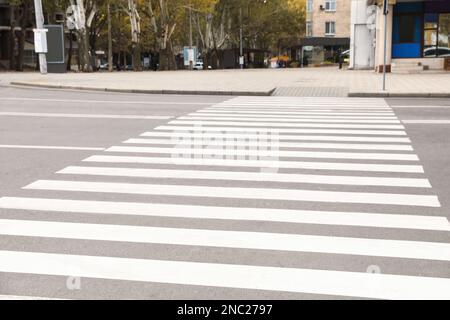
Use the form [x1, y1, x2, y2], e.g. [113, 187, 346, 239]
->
[438, 14, 450, 57]
[307, 0, 313, 12]
[325, 0, 336, 12]
[423, 13, 450, 58]
[306, 21, 313, 37]
[424, 14, 438, 57]
[325, 21, 335, 36]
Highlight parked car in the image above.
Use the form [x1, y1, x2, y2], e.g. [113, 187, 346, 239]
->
[193, 61, 204, 70]
[424, 47, 450, 58]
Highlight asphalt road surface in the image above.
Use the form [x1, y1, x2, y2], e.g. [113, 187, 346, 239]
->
[0, 86, 449, 300]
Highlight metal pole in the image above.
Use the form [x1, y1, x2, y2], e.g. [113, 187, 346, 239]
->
[239, 6, 243, 69]
[107, 1, 113, 72]
[33, 0, 47, 74]
[382, 0, 388, 91]
[189, 3, 193, 70]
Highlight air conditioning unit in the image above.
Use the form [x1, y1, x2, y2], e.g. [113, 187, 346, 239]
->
[54, 13, 64, 23]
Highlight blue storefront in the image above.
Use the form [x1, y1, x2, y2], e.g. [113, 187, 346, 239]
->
[392, 0, 450, 59]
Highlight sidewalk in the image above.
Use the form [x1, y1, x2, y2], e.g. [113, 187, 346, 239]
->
[1, 67, 449, 97]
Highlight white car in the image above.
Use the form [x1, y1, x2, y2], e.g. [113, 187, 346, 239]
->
[193, 61, 204, 70]
[424, 47, 450, 58]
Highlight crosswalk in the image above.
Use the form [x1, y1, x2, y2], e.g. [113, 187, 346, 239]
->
[0, 96, 449, 300]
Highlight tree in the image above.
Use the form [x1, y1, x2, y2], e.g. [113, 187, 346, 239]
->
[67, 0, 98, 72]
[190, 0, 228, 69]
[16, 0, 306, 72]
[146, 0, 180, 70]
[126, 0, 142, 71]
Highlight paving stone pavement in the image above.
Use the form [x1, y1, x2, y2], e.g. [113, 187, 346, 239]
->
[1, 67, 449, 97]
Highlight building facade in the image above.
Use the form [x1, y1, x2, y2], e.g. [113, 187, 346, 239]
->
[351, 0, 450, 72]
[349, 0, 377, 69]
[301, 0, 351, 64]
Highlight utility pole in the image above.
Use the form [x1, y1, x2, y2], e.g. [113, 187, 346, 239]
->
[33, 0, 47, 74]
[239, 6, 243, 69]
[107, 1, 113, 72]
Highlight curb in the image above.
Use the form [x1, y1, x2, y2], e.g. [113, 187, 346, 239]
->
[9, 82, 276, 97]
[349, 92, 450, 98]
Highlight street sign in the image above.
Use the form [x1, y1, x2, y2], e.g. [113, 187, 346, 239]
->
[183, 46, 197, 67]
[33, 28, 48, 53]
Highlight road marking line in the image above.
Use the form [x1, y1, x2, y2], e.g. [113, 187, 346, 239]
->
[229, 97, 387, 102]
[0, 97, 215, 106]
[205, 109, 395, 115]
[105, 146, 419, 161]
[192, 113, 398, 119]
[169, 121, 405, 130]
[214, 102, 392, 110]
[0, 112, 173, 120]
[212, 102, 390, 105]
[218, 99, 388, 104]
[402, 120, 450, 124]
[124, 138, 414, 151]
[59, 166, 430, 188]
[141, 132, 412, 143]
[24, 180, 441, 207]
[391, 105, 450, 108]
[180, 116, 402, 124]
[1, 197, 447, 231]
[0, 145, 105, 151]
[1, 219, 449, 261]
[84, 155, 424, 173]
[230, 97, 386, 100]
[0, 251, 448, 299]
[207, 104, 393, 113]
[222, 101, 388, 105]
[157, 125, 408, 136]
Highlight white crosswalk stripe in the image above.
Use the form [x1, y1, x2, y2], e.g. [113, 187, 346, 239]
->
[190, 113, 399, 119]
[105, 146, 419, 161]
[156, 125, 408, 135]
[179, 116, 402, 124]
[83, 155, 425, 173]
[140, 131, 412, 143]
[124, 138, 414, 151]
[169, 120, 405, 129]
[58, 166, 431, 188]
[193, 111, 398, 117]
[1, 219, 449, 261]
[0, 197, 448, 231]
[204, 109, 396, 115]
[1, 251, 449, 300]
[0, 96, 447, 300]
